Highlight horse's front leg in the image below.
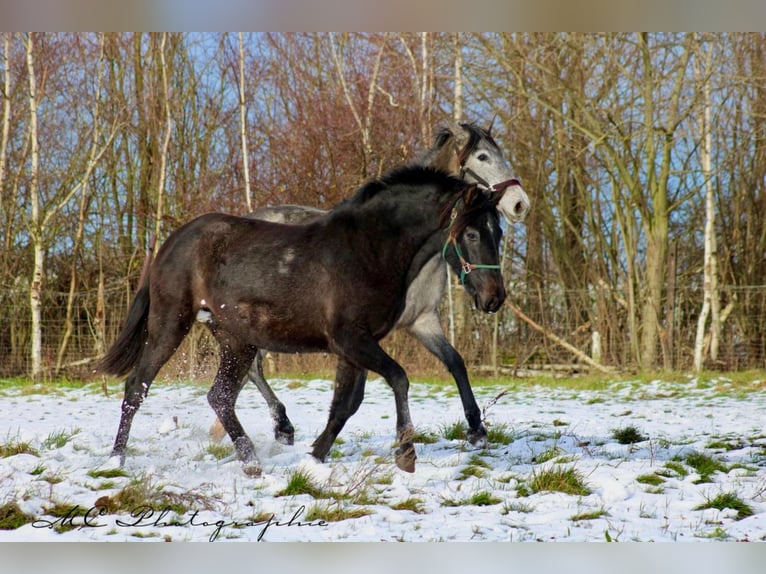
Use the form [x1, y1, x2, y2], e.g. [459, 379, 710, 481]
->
[311, 359, 367, 462]
[407, 312, 487, 447]
[334, 334, 417, 473]
[207, 343, 261, 476]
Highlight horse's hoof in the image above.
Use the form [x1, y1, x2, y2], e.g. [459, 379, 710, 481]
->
[467, 426, 489, 448]
[275, 429, 295, 446]
[395, 442, 417, 473]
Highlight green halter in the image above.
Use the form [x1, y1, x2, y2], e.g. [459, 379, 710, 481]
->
[442, 208, 502, 284]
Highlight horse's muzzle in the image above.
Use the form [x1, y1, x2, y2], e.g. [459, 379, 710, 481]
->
[475, 281, 506, 314]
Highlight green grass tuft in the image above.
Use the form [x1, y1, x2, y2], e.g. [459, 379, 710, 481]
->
[636, 473, 665, 486]
[441, 421, 468, 441]
[87, 468, 130, 479]
[0, 501, 35, 530]
[276, 469, 326, 498]
[42, 428, 80, 450]
[304, 502, 372, 523]
[528, 466, 590, 496]
[694, 492, 754, 520]
[390, 497, 426, 514]
[442, 490, 502, 507]
[0, 438, 39, 458]
[612, 426, 647, 444]
[683, 451, 729, 483]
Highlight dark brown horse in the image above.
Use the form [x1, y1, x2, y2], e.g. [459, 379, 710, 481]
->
[98, 166, 508, 476]
[238, 122, 528, 449]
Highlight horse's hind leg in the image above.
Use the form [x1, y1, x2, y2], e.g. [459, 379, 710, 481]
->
[247, 349, 295, 445]
[408, 312, 487, 447]
[207, 343, 261, 476]
[111, 323, 190, 465]
[311, 360, 367, 461]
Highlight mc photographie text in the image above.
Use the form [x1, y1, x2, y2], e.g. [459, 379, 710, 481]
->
[31, 503, 328, 541]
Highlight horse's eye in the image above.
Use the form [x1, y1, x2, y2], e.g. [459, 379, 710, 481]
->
[477, 153, 489, 162]
[465, 230, 480, 242]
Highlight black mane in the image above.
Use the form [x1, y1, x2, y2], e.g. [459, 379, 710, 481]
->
[344, 165, 465, 207]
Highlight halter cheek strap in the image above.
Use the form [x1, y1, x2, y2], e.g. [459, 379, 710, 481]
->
[442, 210, 502, 285]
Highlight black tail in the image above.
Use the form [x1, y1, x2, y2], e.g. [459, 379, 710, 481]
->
[97, 284, 151, 377]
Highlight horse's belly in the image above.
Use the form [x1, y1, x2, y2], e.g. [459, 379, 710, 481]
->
[229, 301, 329, 353]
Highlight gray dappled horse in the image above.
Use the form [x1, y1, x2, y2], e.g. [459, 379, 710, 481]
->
[237, 122, 530, 452]
[98, 166, 509, 476]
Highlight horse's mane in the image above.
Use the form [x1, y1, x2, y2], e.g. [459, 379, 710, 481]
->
[342, 165, 463, 207]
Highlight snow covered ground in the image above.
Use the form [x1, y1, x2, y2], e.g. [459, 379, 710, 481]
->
[1, 375, 765, 543]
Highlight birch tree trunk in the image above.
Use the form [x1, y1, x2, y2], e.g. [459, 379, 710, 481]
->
[24, 33, 43, 377]
[154, 32, 173, 241]
[0, 33, 10, 197]
[694, 36, 720, 372]
[446, 33, 464, 346]
[238, 32, 253, 211]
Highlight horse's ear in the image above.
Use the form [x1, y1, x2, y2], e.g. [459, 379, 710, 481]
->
[462, 183, 481, 205]
[447, 121, 470, 150]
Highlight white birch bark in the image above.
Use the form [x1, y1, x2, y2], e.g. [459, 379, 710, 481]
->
[238, 32, 253, 211]
[694, 37, 719, 372]
[154, 33, 173, 241]
[24, 34, 43, 377]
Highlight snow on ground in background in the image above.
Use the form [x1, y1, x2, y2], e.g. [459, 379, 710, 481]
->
[1, 377, 765, 542]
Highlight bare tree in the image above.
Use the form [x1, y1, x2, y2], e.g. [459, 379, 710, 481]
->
[238, 32, 253, 210]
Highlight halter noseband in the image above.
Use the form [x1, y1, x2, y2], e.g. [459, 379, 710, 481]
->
[441, 207, 502, 285]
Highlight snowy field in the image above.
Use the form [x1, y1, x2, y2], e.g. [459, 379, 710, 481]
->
[1, 374, 766, 544]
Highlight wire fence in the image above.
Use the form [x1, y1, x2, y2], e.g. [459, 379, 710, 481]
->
[2, 282, 766, 379]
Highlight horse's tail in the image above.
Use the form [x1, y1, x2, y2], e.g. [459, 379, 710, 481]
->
[97, 283, 151, 377]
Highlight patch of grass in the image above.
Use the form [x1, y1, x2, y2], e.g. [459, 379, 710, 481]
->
[441, 421, 468, 441]
[706, 439, 745, 452]
[534, 446, 563, 464]
[457, 466, 487, 480]
[528, 466, 590, 496]
[390, 497, 426, 514]
[304, 502, 372, 523]
[87, 468, 130, 479]
[42, 428, 80, 450]
[96, 474, 215, 515]
[412, 429, 439, 444]
[661, 461, 688, 478]
[456, 454, 492, 480]
[501, 500, 534, 514]
[636, 473, 666, 486]
[695, 526, 730, 540]
[570, 508, 609, 521]
[442, 491, 502, 507]
[0, 501, 35, 530]
[276, 469, 327, 499]
[0, 438, 39, 458]
[612, 425, 647, 444]
[684, 451, 729, 483]
[205, 442, 234, 460]
[694, 492, 754, 520]
[486, 424, 515, 445]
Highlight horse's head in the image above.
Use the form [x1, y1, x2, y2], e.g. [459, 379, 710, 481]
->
[442, 184, 507, 314]
[434, 121, 531, 224]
